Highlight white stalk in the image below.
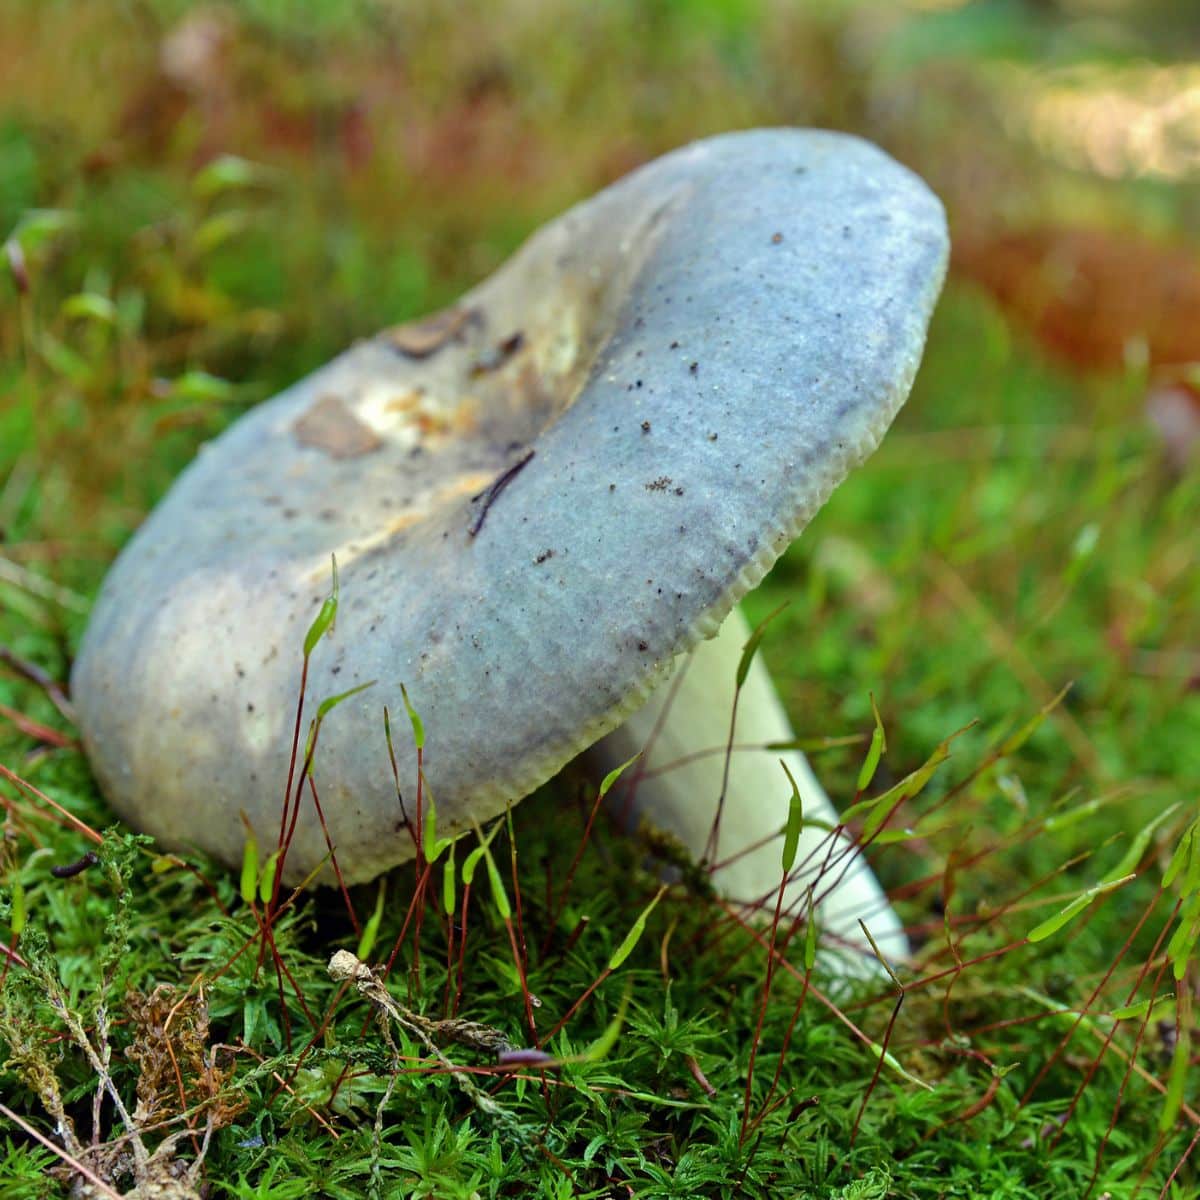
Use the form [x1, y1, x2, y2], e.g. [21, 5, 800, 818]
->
[589, 605, 907, 973]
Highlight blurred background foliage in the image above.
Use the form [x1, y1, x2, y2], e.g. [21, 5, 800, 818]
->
[1, 0, 1199, 1194]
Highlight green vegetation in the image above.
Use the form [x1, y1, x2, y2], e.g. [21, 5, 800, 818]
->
[2, 1, 1198, 1196]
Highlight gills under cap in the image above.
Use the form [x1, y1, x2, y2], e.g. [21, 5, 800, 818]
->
[72, 129, 949, 884]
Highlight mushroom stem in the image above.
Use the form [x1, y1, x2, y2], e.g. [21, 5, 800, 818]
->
[590, 605, 907, 972]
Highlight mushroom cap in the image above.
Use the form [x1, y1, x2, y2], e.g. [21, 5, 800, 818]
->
[72, 129, 949, 883]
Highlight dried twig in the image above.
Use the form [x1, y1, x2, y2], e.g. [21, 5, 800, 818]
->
[327, 950, 513, 1120]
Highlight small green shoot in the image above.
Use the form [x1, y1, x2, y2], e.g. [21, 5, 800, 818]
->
[1110, 993, 1173, 1022]
[303, 681, 377, 769]
[1166, 894, 1200, 981]
[463, 819, 503, 887]
[193, 212, 255, 255]
[998, 683, 1072, 758]
[421, 778, 454, 864]
[400, 683, 425, 751]
[60, 293, 117, 325]
[869, 1038, 934, 1092]
[780, 760, 803, 874]
[599, 752, 640, 798]
[258, 851, 280, 907]
[192, 154, 272, 199]
[356, 881, 386, 962]
[482, 844, 512, 922]
[1042, 793, 1111, 834]
[856, 693, 886, 793]
[9, 879, 25, 939]
[6, 208, 78, 255]
[303, 556, 340, 658]
[736, 602, 788, 689]
[1163, 816, 1200, 892]
[584, 982, 633, 1062]
[467, 820, 511, 921]
[165, 370, 236, 405]
[842, 724, 967, 841]
[608, 885, 667, 973]
[443, 840, 457, 916]
[1026, 874, 1135, 943]
[1106, 802, 1180, 883]
[1160, 990, 1193, 1133]
[239, 825, 259, 908]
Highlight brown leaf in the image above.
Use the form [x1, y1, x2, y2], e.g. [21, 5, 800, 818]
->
[387, 307, 479, 359]
[954, 226, 1200, 370]
[292, 394, 382, 459]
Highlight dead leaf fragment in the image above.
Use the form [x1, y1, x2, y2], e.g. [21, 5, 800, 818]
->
[387, 306, 479, 358]
[293, 394, 382, 459]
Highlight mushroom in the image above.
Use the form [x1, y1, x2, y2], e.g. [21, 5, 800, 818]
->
[71, 130, 947, 966]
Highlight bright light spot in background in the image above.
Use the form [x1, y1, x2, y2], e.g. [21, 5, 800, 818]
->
[1002, 63, 1200, 181]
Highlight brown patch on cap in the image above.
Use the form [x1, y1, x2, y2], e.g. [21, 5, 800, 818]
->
[292, 394, 383, 459]
[387, 306, 480, 359]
